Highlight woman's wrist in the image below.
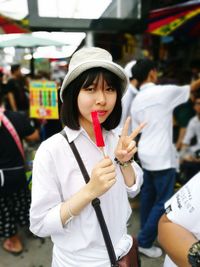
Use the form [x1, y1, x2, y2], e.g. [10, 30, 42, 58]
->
[66, 200, 76, 217]
[61, 186, 94, 225]
[114, 156, 134, 167]
[84, 183, 97, 202]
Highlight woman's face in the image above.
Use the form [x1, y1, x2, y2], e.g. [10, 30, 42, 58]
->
[77, 73, 117, 131]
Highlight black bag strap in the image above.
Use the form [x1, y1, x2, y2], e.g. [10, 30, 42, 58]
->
[60, 129, 119, 267]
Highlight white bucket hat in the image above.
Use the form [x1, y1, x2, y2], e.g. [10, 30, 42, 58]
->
[60, 47, 129, 102]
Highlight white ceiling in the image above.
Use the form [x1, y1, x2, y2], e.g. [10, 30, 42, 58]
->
[38, 0, 112, 19]
[0, 0, 112, 20]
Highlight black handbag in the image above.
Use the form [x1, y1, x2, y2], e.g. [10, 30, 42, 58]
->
[60, 130, 141, 267]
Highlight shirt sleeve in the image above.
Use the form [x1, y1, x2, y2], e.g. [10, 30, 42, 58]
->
[126, 161, 143, 198]
[162, 85, 190, 110]
[30, 143, 64, 237]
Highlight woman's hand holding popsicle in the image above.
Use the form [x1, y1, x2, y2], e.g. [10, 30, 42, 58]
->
[115, 117, 145, 164]
[85, 111, 116, 200]
[87, 157, 116, 200]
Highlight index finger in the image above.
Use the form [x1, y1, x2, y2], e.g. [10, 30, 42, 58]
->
[129, 122, 146, 140]
[121, 117, 131, 137]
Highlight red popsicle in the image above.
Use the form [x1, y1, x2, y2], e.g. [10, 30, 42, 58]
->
[91, 111, 105, 147]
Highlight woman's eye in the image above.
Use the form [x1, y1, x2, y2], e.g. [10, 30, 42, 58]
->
[84, 87, 94, 91]
[106, 86, 116, 92]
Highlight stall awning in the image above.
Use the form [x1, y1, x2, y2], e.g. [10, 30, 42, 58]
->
[147, 0, 200, 37]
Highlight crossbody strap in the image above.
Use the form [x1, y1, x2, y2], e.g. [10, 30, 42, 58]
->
[60, 129, 119, 267]
[0, 108, 25, 160]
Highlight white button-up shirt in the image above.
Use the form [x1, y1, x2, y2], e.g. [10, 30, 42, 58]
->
[131, 83, 190, 170]
[30, 126, 143, 267]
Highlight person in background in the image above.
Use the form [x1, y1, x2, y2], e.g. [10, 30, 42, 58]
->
[181, 93, 200, 156]
[5, 64, 29, 114]
[30, 47, 144, 267]
[173, 98, 195, 151]
[158, 171, 200, 267]
[0, 93, 39, 255]
[130, 59, 200, 258]
[179, 93, 200, 182]
[115, 60, 138, 135]
[0, 68, 6, 98]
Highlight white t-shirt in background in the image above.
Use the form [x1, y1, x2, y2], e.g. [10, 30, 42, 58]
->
[163, 172, 200, 267]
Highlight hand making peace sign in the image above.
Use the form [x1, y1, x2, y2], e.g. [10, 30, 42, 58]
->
[115, 117, 146, 164]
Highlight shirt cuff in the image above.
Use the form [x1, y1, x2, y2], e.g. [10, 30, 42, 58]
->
[43, 203, 64, 235]
[126, 161, 143, 198]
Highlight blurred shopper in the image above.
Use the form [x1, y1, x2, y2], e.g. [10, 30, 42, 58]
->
[0, 69, 6, 102]
[173, 98, 195, 151]
[5, 64, 29, 114]
[179, 93, 200, 181]
[181, 93, 200, 157]
[116, 60, 138, 135]
[158, 171, 200, 267]
[0, 93, 39, 255]
[130, 59, 200, 258]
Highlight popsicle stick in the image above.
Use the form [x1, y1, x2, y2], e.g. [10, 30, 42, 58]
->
[100, 147, 106, 158]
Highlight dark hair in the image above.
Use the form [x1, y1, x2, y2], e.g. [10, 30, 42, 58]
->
[61, 67, 123, 130]
[11, 64, 20, 74]
[131, 59, 157, 84]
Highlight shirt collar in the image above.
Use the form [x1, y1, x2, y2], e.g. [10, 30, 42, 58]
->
[140, 82, 155, 91]
[64, 125, 111, 143]
[64, 126, 85, 143]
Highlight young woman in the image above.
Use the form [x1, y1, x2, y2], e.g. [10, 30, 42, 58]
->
[30, 47, 144, 267]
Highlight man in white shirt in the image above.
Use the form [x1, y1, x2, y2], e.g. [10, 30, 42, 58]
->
[130, 59, 200, 258]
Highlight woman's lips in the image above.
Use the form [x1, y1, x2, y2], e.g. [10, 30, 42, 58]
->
[97, 111, 107, 116]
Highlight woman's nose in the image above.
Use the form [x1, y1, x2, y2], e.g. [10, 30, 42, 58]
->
[96, 90, 106, 105]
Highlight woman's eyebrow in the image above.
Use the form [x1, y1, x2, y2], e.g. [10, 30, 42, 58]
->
[84, 82, 96, 87]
